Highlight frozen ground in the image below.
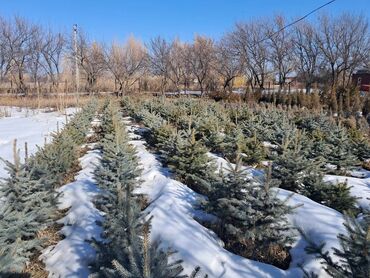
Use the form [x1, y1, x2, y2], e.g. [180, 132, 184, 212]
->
[324, 173, 370, 210]
[1, 110, 368, 277]
[41, 143, 103, 278]
[0, 107, 76, 178]
[124, 117, 369, 278]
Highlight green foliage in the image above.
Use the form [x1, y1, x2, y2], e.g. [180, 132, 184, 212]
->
[154, 123, 178, 165]
[243, 135, 267, 166]
[272, 142, 314, 193]
[316, 182, 359, 214]
[122, 96, 368, 271]
[221, 127, 247, 163]
[33, 132, 78, 186]
[324, 126, 359, 173]
[0, 101, 96, 273]
[92, 104, 196, 278]
[350, 137, 370, 161]
[302, 212, 370, 278]
[94, 237, 187, 278]
[207, 157, 294, 266]
[302, 172, 359, 214]
[167, 129, 216, 195]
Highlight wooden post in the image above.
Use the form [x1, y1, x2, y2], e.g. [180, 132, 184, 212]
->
[13, 139, 19, 173]
[24, 142, 28, 163]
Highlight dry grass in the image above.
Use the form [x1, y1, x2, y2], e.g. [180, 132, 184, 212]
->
[228, 239, 292, 270]
[0, 95, 97, 110]
[363, 161, 370, 171]
[23, 224, 64, 278]
[199, 220, 292, 270]
[22, 146, 90, 276]
[61, 146, 89, 185]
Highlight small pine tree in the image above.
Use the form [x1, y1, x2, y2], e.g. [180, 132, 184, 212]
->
[319, 181, 359, 214]
[243, 134, 266, 166]
[305, 131, 331, 161]
[153, 123, 178, 165]
[167, 129, 216, 195]
[302, 171, 359, 214]
[94, 224, 187, 278]
[92, 110, 146, 274]
[33, 132, 78, 187]
[350, 137, 370, 161]
[0, 151, 60, 272]
[207, 157, 294, 267]
[221, 127, 247, 163]
[91, 108, 204, 278]
[272, 141, 315, 193]
[324, 126, 358, 173]
[302, 211, 370, 278]
[0, 101, 96, 274]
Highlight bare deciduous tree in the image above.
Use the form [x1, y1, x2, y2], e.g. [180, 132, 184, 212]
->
[105, 37, 147, 95]
[293, 21, 320, 93]
[27, 26, 43, 96]
[0, 17, 11, 82]
[214, 34, 243, 95]
[147, 36, 171, 93]
[187, 35, 214, 96]
[337, 14, 370, 87]
[2, 17, 38, 94]
[73, 31, 106, 92]
[168, 39, 188, 93]
[41, 30, 65, 91]
[267, 15, 296, 91]
[232, 20, 270, 90]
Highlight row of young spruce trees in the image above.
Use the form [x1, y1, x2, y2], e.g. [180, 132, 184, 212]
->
[0, 100, 208, 277]
[90, 101, 207, 277]
[121, 96, 369, 277]
[0, 97, 369, 277]
[0, 102, 96, 276]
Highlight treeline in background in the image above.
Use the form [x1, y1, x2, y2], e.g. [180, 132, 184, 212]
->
[0, 13, 370, 116]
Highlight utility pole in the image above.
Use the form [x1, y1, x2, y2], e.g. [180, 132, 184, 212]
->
[73, 24, 80, 107]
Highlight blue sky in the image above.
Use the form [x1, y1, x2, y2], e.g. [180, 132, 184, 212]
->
[1, 0, 369, 43]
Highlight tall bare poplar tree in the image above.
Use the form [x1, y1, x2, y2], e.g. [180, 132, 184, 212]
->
[106, 37, 147, 95]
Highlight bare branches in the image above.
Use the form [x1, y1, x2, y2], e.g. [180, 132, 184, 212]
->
[0, 12, 368, 98]
[105, 37, 147, 94]
[293, 21, 320, 93]
[41, 30, 65, 90]
[267, 15, 296, 91]
[214, 35, 243, 94]
[187, 36, 215, 96]
[231, 20, 270, 90]
[147, 36, 171, 93]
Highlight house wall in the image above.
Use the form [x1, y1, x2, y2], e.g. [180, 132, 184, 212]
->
[352, 73, 370, 91]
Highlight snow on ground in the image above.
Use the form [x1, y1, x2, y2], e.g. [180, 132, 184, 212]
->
[41, 144, 103, 278]
[324, 173, 370, 210]
[123, 117, 369, 278]
[0, 106, 76, 178]
[129, 140, 290, 277]
[125, 119, 296, 277]
[209, 154, 348, 277]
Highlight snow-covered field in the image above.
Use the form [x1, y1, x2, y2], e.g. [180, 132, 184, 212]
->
[0, 107, 76, 178]
[124, 117, 370, 278]
[42, 144, 103, 278]
[1, 109, 369, 277]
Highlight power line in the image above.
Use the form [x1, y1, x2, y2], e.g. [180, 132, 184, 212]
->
[256, 0, 336, 44]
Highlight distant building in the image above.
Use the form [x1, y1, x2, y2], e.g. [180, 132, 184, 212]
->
[352, 69, 370, 92]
